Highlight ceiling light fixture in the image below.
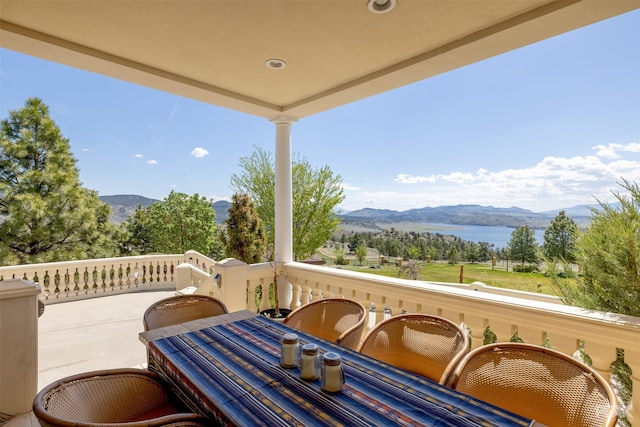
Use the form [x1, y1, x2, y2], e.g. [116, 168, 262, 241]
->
[368, 0, 396, 14]
[265, 59, 286, 70]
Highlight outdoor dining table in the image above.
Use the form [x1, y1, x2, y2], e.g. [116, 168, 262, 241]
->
[139, 310, 545, 427]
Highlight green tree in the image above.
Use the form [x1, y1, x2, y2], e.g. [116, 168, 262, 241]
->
[355, 244, 367, 265]
[406, 245, 421, 261]
[124, 191, 219, 256]
[0, 97, 119, 264]
[551, 180, 640, 316]
[348, 233, 363, 253]
[542, 210, 579, 262]
[446, 246, 459, 264]
[465, 242, 480, 263]
[231, 146, 345, 261]
[220, 193, 266, 263]
[507, 225, 538, 265]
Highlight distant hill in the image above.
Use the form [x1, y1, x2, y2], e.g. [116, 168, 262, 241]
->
[99, 195, 159, 224]
[341, 204, 593, 229]
[100, 195, 594, 229]
[100, 195, 231, 224]
[212, 200, 230, 223]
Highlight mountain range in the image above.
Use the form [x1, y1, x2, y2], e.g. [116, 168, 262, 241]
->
[99, 195, 231, 224]
[340, 204, 594, 229]
[99, 195, 594, 229]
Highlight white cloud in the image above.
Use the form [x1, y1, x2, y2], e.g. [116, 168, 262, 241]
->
[593, 142, 640, 159]
[134, 153, 143, 158]
[394, 174, 436, 184]
[147, 159, 157, 165]
[191, 147, 209, 158]
[341, 148, 640, 212]
[341, 182, 363, 191]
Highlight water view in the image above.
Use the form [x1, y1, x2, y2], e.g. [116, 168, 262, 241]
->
[404, 223, 545, 249]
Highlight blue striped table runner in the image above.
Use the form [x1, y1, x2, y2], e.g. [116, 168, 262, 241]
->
[148, 315, 537, 427]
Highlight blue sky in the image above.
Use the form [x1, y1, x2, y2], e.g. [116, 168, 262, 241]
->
[1, 10, 639, 214]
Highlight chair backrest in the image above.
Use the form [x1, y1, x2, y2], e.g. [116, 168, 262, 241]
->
[33, 368, 206, 427]
[283, 298, 366, 350]
[357, 313, 469, 384]
[143, 295, 229, 331]
[445, 343, 618, 427]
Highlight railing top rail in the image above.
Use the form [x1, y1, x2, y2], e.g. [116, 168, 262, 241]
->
[284, 261, 640, 338]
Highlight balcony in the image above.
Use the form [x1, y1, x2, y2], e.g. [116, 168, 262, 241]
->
[1, 252, 638, 426]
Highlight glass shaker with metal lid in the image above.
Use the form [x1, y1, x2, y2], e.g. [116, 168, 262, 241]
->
[280, 333, 300, 368]
[299, 343, 320, 380]
[321, 352, 344, 392]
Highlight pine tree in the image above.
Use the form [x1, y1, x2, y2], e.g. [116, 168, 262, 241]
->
[0, 98, 118, 264]
[221, 193, 266, 263]
[542, 210, 579, 262]
[551, 179, 640, 316]
[507, 225, 538, 265]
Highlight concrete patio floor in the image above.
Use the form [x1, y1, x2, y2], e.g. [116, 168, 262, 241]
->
[5, 290, 176, 427]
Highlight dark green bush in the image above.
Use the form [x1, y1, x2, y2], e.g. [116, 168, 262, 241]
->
[513, 264, 538, 273]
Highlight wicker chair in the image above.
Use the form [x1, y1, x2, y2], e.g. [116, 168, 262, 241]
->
[33, 368, 207, 427]
[445, 342, 618, 427]
[283, 298, 366, 350]
[357, 313, 469, 384]
[143, 295, 229, 331]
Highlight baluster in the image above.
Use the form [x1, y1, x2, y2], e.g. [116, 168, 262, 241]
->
[133, 263, 139, 286]
[82, 268, 89, 292]
[100, 266, 107, 291]
[54, 270, 61, 296]
[117, 264, 123, 288]
[73, 269, 80, 294]
[163, 262, 168, 282]
[125, 263, 131, 287]
[109, 265, 115, 289]
[43, 271, 50, 300]
[63, 269, 70, 293]
[247, 280, 259, 312]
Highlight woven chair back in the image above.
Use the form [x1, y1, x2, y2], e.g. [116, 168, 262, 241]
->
[33, 368, 206, 426]
[143, 295, 229, 331]
[358, 314, 469, 384]
[446, 343, 618, 427]
[283, 298, 366, 350]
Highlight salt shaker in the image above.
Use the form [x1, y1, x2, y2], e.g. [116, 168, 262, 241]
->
[299, 344, 320, 380]
[280, 333, 300, 368]
[321, 352, 344, 393]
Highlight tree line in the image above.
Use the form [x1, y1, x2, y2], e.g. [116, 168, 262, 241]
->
[334, 209, 580, 267]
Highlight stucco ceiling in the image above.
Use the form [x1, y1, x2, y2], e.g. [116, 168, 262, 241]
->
[1, 1, 638, 119]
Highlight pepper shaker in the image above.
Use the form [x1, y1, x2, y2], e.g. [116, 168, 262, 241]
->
[321, 352, 344, 393]
[280, 333, 300, 368]
[299, 343, 320, 380]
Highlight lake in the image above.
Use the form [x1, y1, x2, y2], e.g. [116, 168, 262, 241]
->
[393, 223, 545, 249]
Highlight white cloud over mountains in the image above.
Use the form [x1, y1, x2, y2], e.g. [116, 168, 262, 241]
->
[344, 143, 640, 212]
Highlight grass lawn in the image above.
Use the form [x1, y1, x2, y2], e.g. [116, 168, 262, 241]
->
[336, 261, 561, 296]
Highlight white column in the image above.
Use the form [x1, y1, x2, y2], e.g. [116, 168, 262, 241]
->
[271, 115, 296, 309]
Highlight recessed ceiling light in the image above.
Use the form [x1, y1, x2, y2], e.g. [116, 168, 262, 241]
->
[368, 0, 396, 14]
[265, 59, 286, 70]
